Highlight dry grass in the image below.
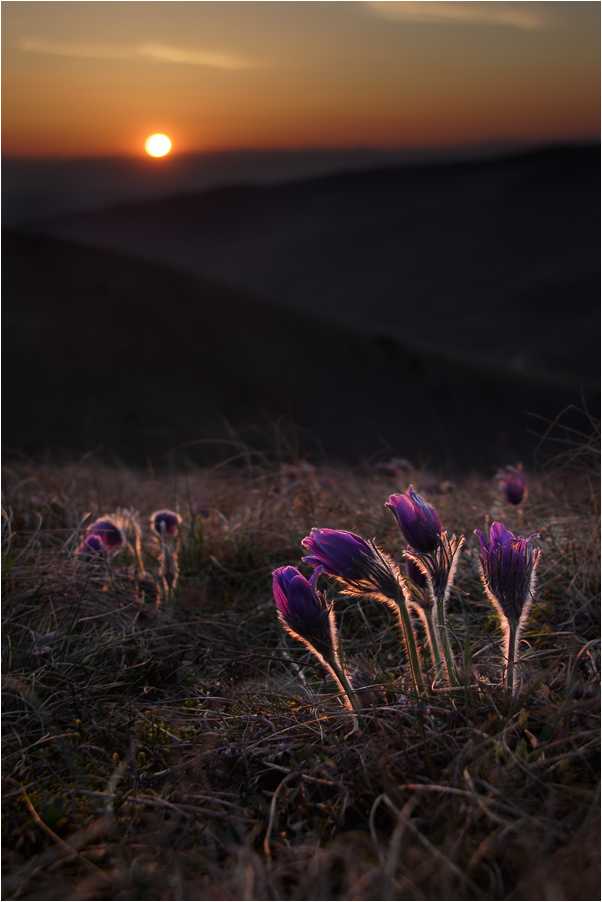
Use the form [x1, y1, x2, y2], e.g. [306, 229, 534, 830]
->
[2, 448, 600, 900]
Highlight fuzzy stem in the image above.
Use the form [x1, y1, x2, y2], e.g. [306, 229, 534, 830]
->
[505, 620, 520, 695]
[423, 606, 445, 682]
[396, 597, 425, 694]
[325, 654, 362, 715]
[436, 593, 458, 688]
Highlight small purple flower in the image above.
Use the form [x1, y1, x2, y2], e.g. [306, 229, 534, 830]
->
[77, 533, 107, 564]
[303, 527, 405, 611]
[302, 528, 374, 581]
[272, 566, 335, 660]
[475, 522, 540, 624]
[386, 486, 442, 554]
[87, 517, 125, 551]
[500, 467, 526, 505]
[151, 510, 181, 538]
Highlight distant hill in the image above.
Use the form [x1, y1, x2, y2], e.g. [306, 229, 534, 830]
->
[2, 143, 531, 227]
[31, 144, 600, 387]
[3, 229, 597, 470]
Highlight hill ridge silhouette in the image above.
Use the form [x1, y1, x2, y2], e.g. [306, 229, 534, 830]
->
[32, 144, 600, 388]
[4, 228, 597, 469]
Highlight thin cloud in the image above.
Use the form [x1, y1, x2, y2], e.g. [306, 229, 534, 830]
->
[137, 44, 254, 69]
[365, 2, 549, 30]
[18, 38, 133, 59]
[18, 38, 255, 69]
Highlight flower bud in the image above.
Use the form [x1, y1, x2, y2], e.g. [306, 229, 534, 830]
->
[150, 510, 181, 538]
[386, 486, 442, 554]
[272, 566, 335, 661]
[87, 517, 125, 551]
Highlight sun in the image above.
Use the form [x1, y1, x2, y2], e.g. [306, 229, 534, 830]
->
[145, 134, 171, 157]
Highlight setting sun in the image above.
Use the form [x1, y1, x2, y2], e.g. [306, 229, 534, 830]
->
[145, 134, 171, 157]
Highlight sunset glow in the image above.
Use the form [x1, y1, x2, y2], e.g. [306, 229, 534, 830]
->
[145, 134, 171, 157]
[2, 3, 599, 158]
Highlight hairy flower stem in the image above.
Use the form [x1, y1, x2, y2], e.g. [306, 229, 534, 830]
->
[505, 620, 520, 695]
[325, 654, 362, 715]
[395, 597, 425, 694]
[409, 535, 463, 688]
[436, 593, 458, 688]
[423, 607, 444, 682]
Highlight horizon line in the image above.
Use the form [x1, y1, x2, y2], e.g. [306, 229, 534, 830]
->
[2, 137, 599, 164]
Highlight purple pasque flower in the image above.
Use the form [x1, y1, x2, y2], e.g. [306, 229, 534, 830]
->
[475, 522, 540, 624]
[77, 532, 107, 564]
[302, 528, 373, 580]
[302, 528, 402, 602]
[303, 529, 425, 691]
[386, 486, 442, 554]
[499, 467, 526, 505]
[151, 510, 181, 538]
[87, 517, 125, 551]
[272, 566, 336, 661]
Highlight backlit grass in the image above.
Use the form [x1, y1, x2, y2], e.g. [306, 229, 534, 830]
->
[2, 446, 599, 900]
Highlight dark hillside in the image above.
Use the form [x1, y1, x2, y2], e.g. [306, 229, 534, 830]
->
[34, 145, 600, 386]
[3, 229, 596, 469]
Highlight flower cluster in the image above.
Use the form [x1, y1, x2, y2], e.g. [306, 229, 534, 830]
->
[272, 480, 541, 707]
[76, 508, 183, 607]
[300, 520, 424, 693]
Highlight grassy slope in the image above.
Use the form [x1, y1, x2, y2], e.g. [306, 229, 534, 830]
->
[1, 446, 600, 900]
[3, 229, 597, 471]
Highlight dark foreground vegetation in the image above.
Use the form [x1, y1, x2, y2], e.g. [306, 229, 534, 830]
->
[2, 429, 600, 900]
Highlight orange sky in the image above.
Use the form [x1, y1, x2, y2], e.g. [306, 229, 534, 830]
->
[2, 1, 599, 158]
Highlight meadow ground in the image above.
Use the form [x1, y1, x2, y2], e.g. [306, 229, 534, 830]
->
[2, 436, 600, 900]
